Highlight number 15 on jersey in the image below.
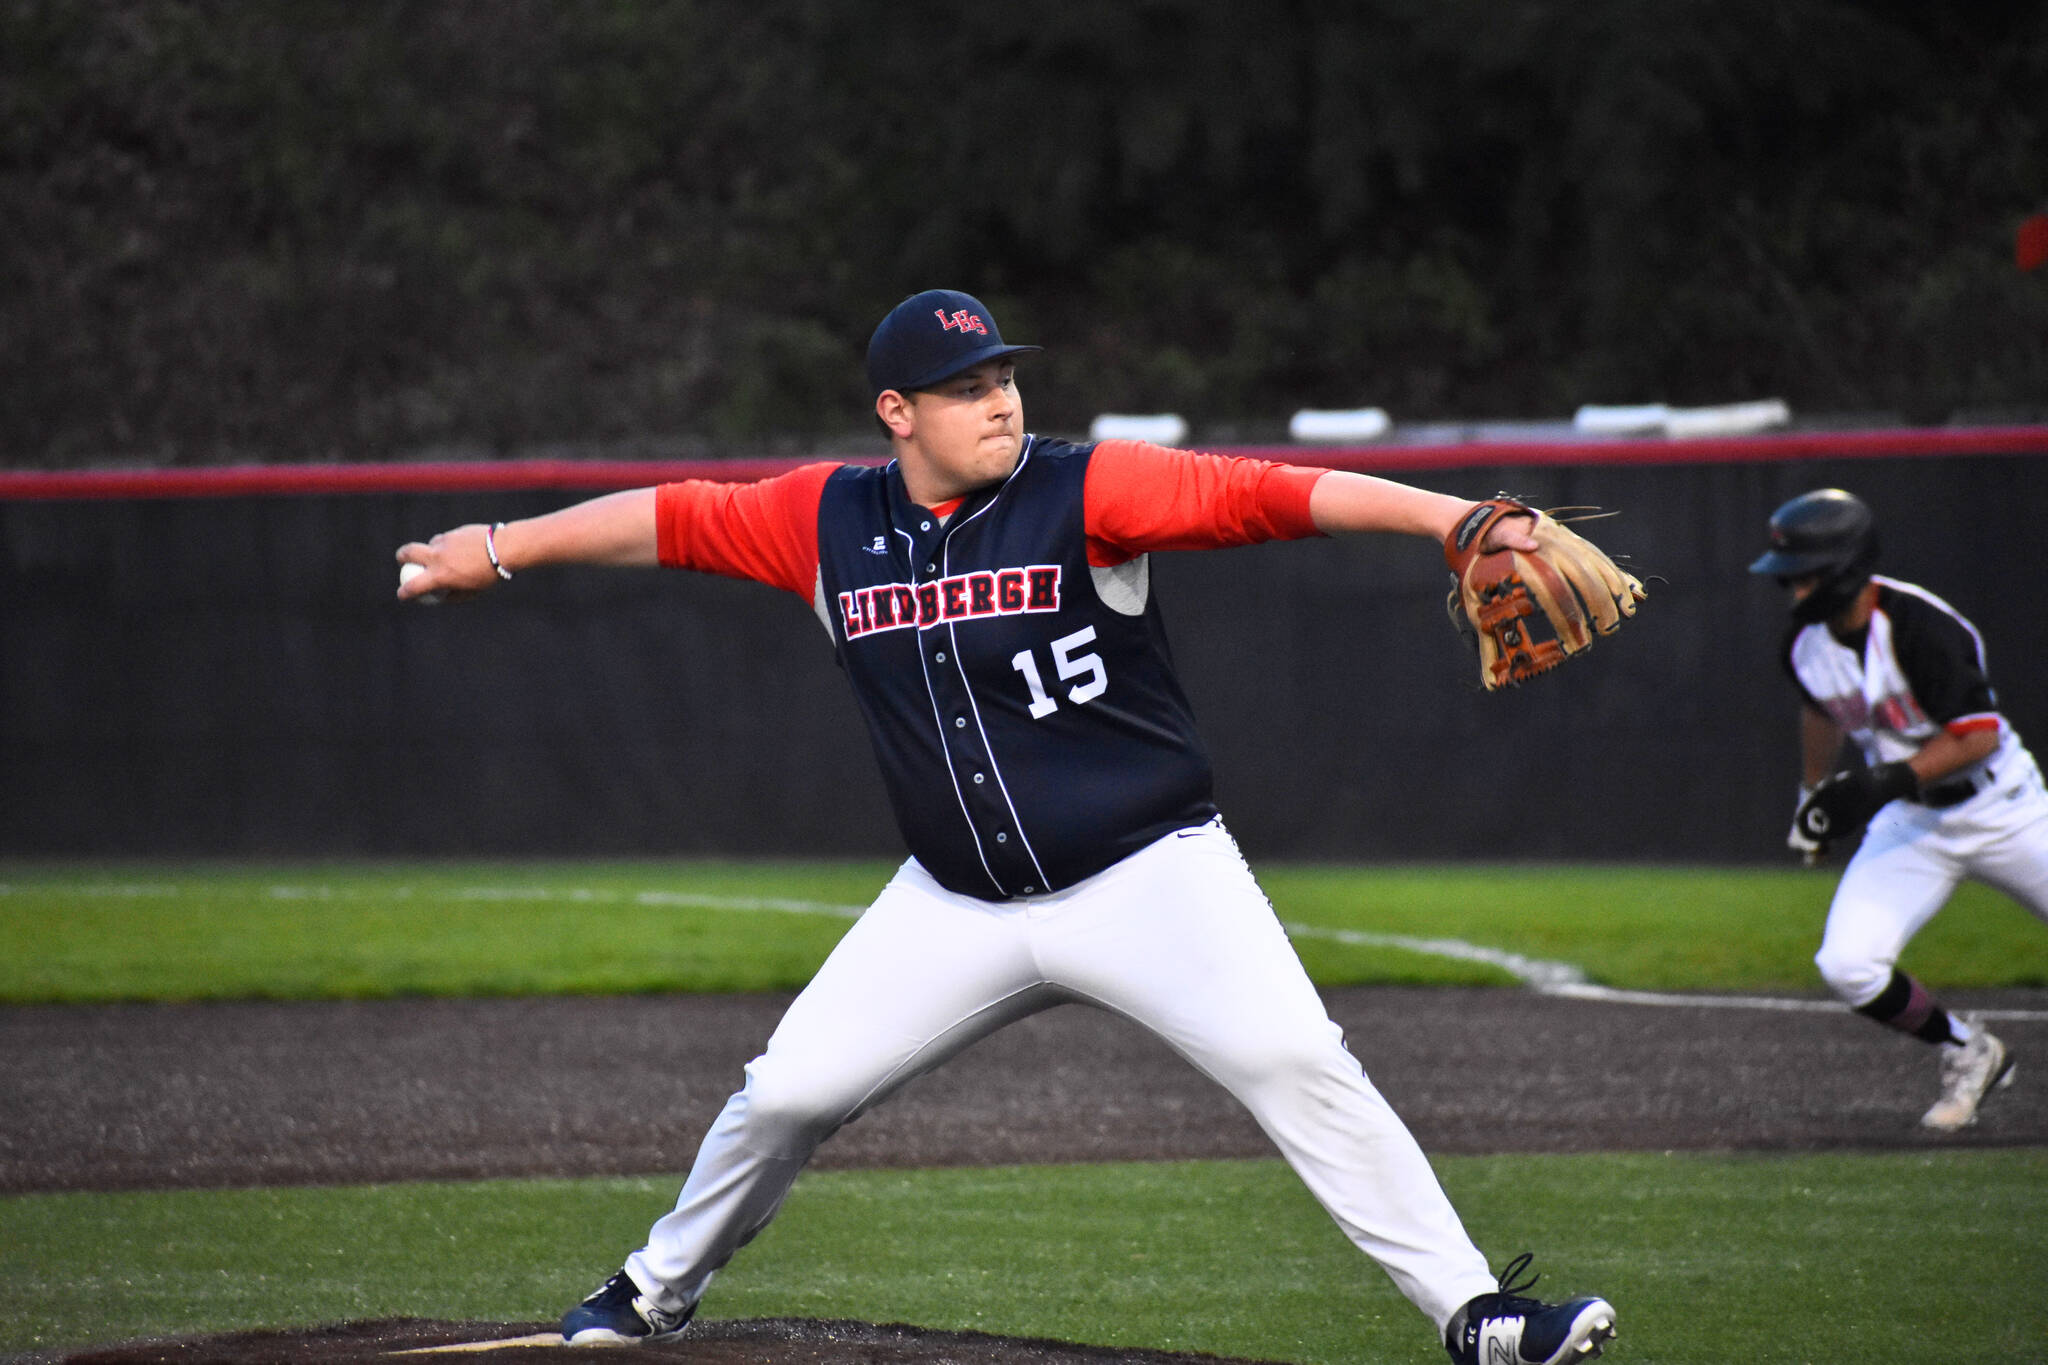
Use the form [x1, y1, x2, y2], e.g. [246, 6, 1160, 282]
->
[1011, 626, 1107, 718]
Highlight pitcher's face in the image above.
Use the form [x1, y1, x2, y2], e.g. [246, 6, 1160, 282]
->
[882, 360, 1024, 505]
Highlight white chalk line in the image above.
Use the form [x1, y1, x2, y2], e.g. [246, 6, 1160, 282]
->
[7, 882, 2046, 1021]
[0, 882, 863, 918]
[1277, 922, 2048, 1021]
[390, 1332, 561, 1354]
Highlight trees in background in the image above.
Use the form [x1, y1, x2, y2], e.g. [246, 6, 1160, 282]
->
[4, 0, 2044, 465]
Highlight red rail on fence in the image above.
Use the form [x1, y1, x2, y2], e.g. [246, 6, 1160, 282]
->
[2, 427, 2044, 500]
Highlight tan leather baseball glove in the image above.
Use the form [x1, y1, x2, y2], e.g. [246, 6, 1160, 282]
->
[1443, 497, 1646, 690]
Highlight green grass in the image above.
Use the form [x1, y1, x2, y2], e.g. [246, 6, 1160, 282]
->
[0, 860, 894, 1002]
[3, 1152, 2044, 1363]
[1261, 863, 2048, 993]
[4, 859, 2044, 1362]
[3, 859, 2045, 1003]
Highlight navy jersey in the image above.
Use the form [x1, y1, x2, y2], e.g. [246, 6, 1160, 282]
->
[816, 437, 1217, 900]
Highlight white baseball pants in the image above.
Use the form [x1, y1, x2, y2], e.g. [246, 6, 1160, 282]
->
[1816, 752, 2048, 1006]
[624, 818, 1498, 1330]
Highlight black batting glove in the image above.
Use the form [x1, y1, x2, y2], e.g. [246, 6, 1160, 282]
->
[1794, 761, 1919, 842]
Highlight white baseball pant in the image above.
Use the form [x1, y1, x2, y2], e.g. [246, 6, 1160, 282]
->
[623, 818, 1499, 1330]
[1815, 752, 2048, 1006]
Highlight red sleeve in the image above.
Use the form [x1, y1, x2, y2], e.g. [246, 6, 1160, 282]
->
[1082, 439, 1328, 567]
[654, 462, 835, 599]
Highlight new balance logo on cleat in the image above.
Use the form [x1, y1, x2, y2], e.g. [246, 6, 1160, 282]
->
[1447, 1255, 1617, 1365]
[559, 1269, 693, 1346]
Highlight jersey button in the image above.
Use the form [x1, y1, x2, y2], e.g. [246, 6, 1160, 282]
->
[995, 832, 1008, 843]
[925, 562, 936, 573]
[920, 521, 931, 531]
[935, 651, 946, 664]
[1022, 886, 1036, 895]
[954, 717, 966, 728]
[972, 773, 984, 784]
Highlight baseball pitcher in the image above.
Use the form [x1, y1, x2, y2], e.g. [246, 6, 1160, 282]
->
[398, 291, 1636, 1365]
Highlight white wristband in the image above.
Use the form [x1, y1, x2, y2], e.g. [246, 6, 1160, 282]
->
[484, 522, 513, 581]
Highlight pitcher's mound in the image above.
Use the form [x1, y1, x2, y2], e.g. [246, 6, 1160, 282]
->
[48, 1317, 1287, 1364]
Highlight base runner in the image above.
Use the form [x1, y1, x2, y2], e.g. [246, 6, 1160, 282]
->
[398, 290, 1622, 1365]
[1752, 488, 2046, 1130]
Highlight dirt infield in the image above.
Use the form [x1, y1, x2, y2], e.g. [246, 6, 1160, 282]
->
[6, 985, 2045, 1362]
[47, 1317, 1289, 1364]
[6, 986, 2044, 1195]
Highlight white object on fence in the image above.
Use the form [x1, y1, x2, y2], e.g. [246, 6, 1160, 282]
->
[1288, 407, 1392, 442]
[1088, 413, 1190, 445]
[1574, 399, 1790, 438]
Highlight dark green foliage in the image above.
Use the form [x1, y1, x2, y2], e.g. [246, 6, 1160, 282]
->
[3, 0, 2044, 465]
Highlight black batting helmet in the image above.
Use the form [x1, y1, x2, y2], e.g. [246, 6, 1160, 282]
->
[1748, 488, 1879, 623]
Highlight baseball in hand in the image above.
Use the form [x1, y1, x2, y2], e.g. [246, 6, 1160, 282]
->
[398, 562, 443, 604]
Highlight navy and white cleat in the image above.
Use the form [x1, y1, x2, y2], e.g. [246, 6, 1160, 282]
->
[1445, 1254, 1617, 1365]
[560, 1269, 693, 1346]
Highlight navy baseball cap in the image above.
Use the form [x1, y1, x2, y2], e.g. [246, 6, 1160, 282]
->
[865, 289, 1039, 396]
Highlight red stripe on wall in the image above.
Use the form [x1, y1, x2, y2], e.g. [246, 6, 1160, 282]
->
[0, 457, 887, 502]
[1, 427, 2042, 501]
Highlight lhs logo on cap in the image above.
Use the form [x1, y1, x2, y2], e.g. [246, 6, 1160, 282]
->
[866, 288, 1039, 396]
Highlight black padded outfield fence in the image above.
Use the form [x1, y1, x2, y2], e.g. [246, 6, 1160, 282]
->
[4, 429, 2045, 862]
